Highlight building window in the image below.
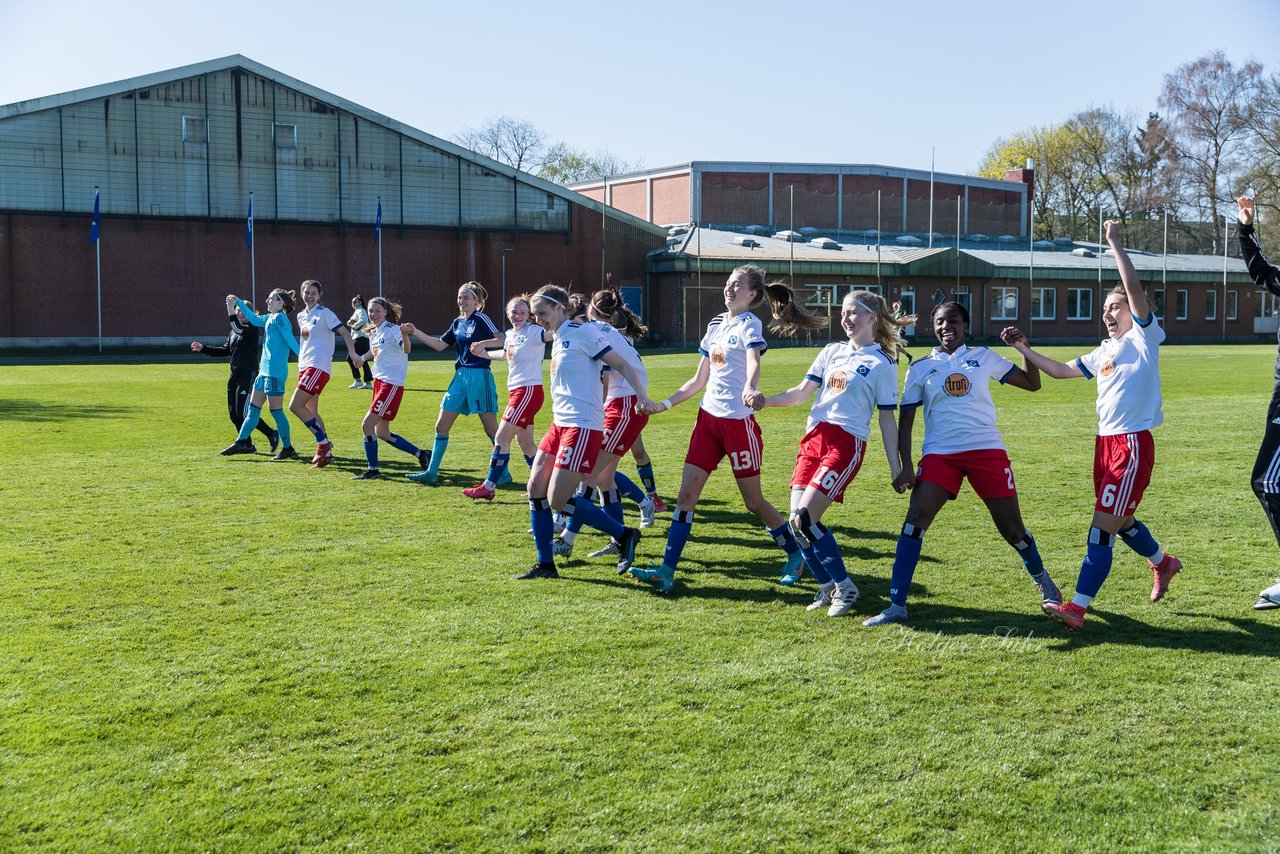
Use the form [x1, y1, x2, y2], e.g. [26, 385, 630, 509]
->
[1068, 288, 1092, 320]
[953, 285, 971, 316]
[1206, 289, 1217, 320]
[990, 286, 1018, 321]
[858, 284, 883, 298]
[1031, 286, 1055, 321]
[182, 115, 206, 143]
[1176, 289, 1188, 321]
[273, 122, 297, 149]
[1228, 290, 1238, 321]
[899, 288, 916, 332]
[1151, 289, 1165, 321]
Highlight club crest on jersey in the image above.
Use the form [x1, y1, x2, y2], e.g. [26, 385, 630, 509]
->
[711, 346, 727, 366]
[727, 335, 739, 346]
[965, 359, 979, 368]
[856, 365, 870, 377]
[1100, 360, 1115, 377]
[561, 339, 571, 349]
[828, 371, 848, 392]
[943, 373, 971, 396]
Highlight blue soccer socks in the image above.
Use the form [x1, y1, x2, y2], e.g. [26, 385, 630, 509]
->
[889, 523, 926, 607]
[1074, 527, 1116, 606]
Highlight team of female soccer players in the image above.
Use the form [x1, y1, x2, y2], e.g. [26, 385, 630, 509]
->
[213, 219, 1210, 630]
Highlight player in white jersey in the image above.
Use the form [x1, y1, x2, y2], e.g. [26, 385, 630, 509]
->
[515, 285, 656, 581]
[749, 291, 912, 617]
[351, 297, 430, 481]
[1007, 220, 1181, 631]
[552, 290, 660, 559]
[631, 264, 825, 595]
[460, 295, 552, 500]
[861, 299, 1059, 628]
[289, 280, 361, 468]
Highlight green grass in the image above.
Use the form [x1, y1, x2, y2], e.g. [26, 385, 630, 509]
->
[1, 345, 1278, 851]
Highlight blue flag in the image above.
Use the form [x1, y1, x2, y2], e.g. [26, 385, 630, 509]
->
[89, 188, 100, 243]
[374, 197, 382, 245]
[245, 195, 254, 249]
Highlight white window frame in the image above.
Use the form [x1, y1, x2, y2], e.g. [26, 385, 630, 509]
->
[1228, 290, 1239, 321]
[990, 286, 1018, 321]
[952, 285, 972, 317]
[181, 115, 206, 144]
[273, 122, 297, 149]
[1176, 289, 1188, 321]
[1031, 286, 1055, 321]
[1068, 287, 1092, 321]
[1205, 289, 1217, 321]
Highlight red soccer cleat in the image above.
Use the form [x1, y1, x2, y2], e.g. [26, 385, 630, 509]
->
[649, 493, 668, 514]
[1042, 601, 1087, 631]
[462, 483, 496, 501]
[312, 441, 334, 468]
[1149, 553, 1182, 602]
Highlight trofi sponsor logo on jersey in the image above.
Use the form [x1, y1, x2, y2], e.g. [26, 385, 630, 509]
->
[301, 327, 310, 340]
[943, 373, 971, 396]
[1100, 359, 1115, 377]
[711, 346, 727, 366]
[827, 371, 848, 392]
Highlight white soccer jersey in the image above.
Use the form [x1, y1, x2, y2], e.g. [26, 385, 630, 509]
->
[548, 319, 612, 429]
[1074, 313, 1165, 436]
[503, 323, 546, 390]
[297, 305, 343, 372]
[600, 325, 647, 402]
[901, 344, 1018, 456]
[369, 321, 408, 386]
[699, 311, 767, 419]
[804, 342, 899, 441]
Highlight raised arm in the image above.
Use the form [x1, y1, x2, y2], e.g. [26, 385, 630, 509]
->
[1003, 327, 1084, 379]
[1105, 220, 1150, 321]
[233, 296, 267, 328]
[1238, 196, 1280, 296]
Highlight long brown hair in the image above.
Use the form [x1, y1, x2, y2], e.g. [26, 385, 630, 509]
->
[459, 281, 488, 312]
[732, 264, 825, 336]
[269, 288, 297, 314]
[590, 289, 647, 339]
[367, 296, 402, 324]
[848, 290, 915, 362]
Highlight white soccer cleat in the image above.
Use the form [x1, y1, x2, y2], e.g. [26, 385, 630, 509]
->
[638, 496, 656, 529]
[551, 536, 574, 557]
[862, 604, 908, 627]
[827, 581, 860, 617]
[805, 584, 835, 612]
[588, 541, 621, 558]
[1256, 578, 1280, 610]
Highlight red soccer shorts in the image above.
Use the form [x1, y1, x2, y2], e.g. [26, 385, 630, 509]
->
[296, 367, 331, 396]
[538, 424, 603, 473]
[684, 408, 763, 479]
[1094, 430, 1154, 516]
[917, 449, 1017, 500]
[790, 421, 866, 503]
[503, 384, 544, 429]
[369, 380, 405, 421]
[602, 396, 649, 456]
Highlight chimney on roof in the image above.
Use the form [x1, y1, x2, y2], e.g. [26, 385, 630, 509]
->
[1004, 158, 1035, 237]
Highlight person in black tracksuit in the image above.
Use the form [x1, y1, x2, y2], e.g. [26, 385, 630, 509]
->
[1237, 196, 1280, 609]
[191, 302, 279, 451]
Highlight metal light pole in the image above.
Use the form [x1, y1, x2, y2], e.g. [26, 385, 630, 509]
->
[500, 248, 513, 314]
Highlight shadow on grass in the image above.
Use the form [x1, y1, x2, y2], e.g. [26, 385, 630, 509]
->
[873, 600, 1280, 658]
[0, 399, 138, 422]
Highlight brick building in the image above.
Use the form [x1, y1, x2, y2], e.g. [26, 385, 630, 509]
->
[0, 56, 664, 345]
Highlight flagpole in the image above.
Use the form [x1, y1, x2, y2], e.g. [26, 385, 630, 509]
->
[375, 196, 383, 297]
[928, 147, 935, 249]
[91, 186, 102, 352]
[248, 192, 256, 306]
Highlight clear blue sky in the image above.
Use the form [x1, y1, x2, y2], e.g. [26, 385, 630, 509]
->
[2, 0, 1276, 176]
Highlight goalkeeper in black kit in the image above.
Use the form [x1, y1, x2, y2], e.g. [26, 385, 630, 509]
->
[1237, 195, 1280, 610]
[190, 299, 279, 453]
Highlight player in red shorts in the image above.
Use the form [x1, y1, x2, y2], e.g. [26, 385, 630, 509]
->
[631, 264, 824, 594]
[749, 290, 914, 617]
[515, 285, 656, 580]
[862, 299, 1056, 627]
[1006, 220, 1181, 631]
[460, 295, 550, 500]
[289, 280, 361, 468]
[351, 297, 431, 480]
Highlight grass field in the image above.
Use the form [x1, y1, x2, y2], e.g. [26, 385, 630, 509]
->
[2, 343, 1279, 851]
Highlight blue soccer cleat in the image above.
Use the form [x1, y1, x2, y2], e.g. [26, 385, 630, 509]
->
[778, 551, 805, 585]
[630, 563, 675, 594]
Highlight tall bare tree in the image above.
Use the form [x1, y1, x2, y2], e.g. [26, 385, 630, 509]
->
[453, 116, 547, 172]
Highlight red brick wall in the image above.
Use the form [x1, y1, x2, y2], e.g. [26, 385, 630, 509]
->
[577, 187, 606, 204]
[1, 208, 661, 338]
[841, 175, 903, 233]
[651, 174, 690, 225]
[700, 171, 770, 226]
[607, 180, 648, 221]
[772, 173, 839, 230]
